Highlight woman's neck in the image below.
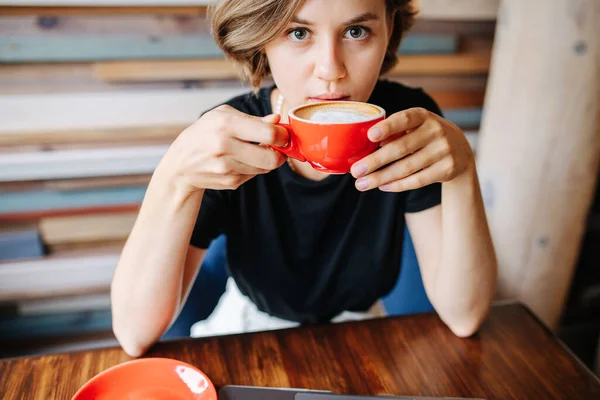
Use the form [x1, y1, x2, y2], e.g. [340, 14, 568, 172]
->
[271, 88, 330, 182]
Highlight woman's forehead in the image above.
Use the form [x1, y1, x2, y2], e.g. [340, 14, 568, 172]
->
[293, 0, 387, 24]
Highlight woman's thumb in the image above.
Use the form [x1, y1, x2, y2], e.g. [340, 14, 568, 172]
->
[261, 114, 281, 123]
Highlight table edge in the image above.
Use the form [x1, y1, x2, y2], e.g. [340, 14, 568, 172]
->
[513, 301, 600, 385]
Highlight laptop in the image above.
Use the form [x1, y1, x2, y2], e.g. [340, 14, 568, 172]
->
[219, 385, 485, 400]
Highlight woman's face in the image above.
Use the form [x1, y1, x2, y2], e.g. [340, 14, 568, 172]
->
[264, 0, 392, 108]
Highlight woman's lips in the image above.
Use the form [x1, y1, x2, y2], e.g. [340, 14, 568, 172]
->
[308, 95, 351, 103]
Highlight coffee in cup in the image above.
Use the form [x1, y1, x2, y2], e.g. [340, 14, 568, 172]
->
[298, 103, 379, 124]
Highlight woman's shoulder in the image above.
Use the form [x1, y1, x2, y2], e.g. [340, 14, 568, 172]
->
[372, 79, 442, 116]
[201, 85, 274, 118]
[222, 85, 274, 117]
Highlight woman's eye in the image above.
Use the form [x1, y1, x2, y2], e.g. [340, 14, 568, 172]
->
[288, 28, 311, 42]
[345, 26, 369, 40]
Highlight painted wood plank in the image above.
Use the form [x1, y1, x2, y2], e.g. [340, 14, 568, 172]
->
[0, 15, 210, 35]
[411, 19, 496, 36]
[0, 204, 141, 224]
[392, 51, 491, 75]
[1, 336, 120, 359]
[0, 124, 184, 146]
[0, 145, 168, 182]
[0, 175, 151, 193]
[0, 310, 113, 340]
[416, 0, 500, 20]
[0, 62, 193, 95]
[0, 5, 207, 16]
[461, 37, 496, 53]
[399, 34, 458, 54]
[44, 238, 125, 256]
[47, 174, 151, 190]
[0, 1, 213, 5]
[93, 58, 241, 82]
[39, 211, 137, 245]
[0, 87, 246, 133]
[0, 253, 118, 302]
[443, 107, 482, 129]
[428, 90, 485, 109]
[1, 137, 173, 153]
[0, 35, 223, 62]
[0, 34, 457, 62]
[94, 52, 491, 82]
[47, 238, 125, 254]
[0, 186, 147, 215]
[17, 293, 111, 315]
[394, 76, 489, 93]
[0, 228, 45, 261]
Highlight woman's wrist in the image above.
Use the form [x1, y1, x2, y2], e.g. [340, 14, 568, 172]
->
[443, 158, 478, 191]
[151, 159, 205, 209]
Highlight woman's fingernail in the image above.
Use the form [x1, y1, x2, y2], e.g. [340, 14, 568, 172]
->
[369, 127, 383, 141]
[379, 185, 392, 191]
[262, 114, 278, 122]
[356, 178, 369, 191]
[352, 164, 368, 177]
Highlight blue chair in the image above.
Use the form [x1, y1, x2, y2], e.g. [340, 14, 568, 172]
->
[163, 227, 433, 338]
[381, 227, 434, 315]
[163, 235, 229, 338]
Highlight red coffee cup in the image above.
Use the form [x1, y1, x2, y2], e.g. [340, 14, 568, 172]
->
[271, 101, 386, 174]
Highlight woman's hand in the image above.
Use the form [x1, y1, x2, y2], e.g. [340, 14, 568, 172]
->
[159, 105, 288, 193]
[350, 107, 474, 192]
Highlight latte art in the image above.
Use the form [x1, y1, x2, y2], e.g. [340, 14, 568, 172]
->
[308, 108, 372, 123]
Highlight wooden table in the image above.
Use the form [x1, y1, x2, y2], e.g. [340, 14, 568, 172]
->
[1, 303, 599, 399]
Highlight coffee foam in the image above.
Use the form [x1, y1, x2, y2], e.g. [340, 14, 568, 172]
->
[309, 109, 371, 123]
[294, 102, 381, 123]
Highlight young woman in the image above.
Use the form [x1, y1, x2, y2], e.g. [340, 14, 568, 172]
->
[111, 0, 497, 357]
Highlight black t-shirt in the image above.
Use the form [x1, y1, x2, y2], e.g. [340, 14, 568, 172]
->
[190, 80, 442, 323]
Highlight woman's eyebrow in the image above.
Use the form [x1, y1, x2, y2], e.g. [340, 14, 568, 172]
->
[344, 12, 379, 25]
[291, 12, 379, 26]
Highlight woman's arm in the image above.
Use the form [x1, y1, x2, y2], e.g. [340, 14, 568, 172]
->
[351, 107, 497, 336]
[406, 165, 497, 337]
[111, 170, 206, 358]
[111, 107, 288, 357]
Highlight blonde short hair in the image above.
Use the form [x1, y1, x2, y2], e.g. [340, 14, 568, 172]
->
[209, 0, 417, 89]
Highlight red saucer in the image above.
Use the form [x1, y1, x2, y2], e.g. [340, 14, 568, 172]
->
[72, 358, 217, 400]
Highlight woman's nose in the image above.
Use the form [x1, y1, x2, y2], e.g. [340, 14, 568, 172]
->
[314, 39, 347, 82]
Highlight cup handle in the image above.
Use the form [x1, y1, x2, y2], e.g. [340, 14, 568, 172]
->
[270, 123, 306, 162]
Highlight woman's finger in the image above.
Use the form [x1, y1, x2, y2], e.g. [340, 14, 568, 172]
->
[351, 123, 436, 178]
[226, 112, 289, 146]
[354, 142, 443, 191]
[229, 139, 286, 171]
[230, 159, 273, 175]
[367, 107, 429, 142]
[377, 161, 448, 192]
